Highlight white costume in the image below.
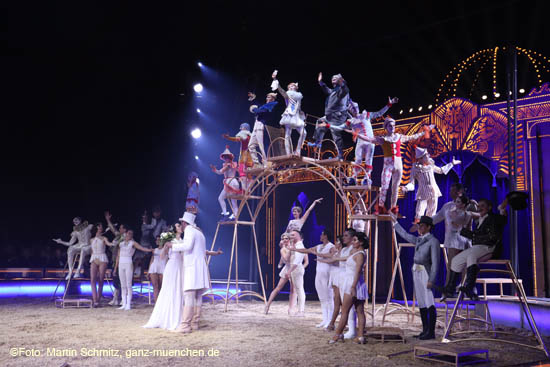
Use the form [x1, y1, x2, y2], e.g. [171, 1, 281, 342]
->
[338, 245, 357, 338]
[213, 146, 242, 218]
[347, 101, 392, 186]
[340, 250, 368, 300]
[432, 202, 472, 250]
[290, 241, 307, 314]
[272, 79, 306, 156]
[143, 248, 183, 330]
[118, 240, 136, 310]
[286, 219, 303, 233]
[148, 248, 167, 274]
[54, 218, 93, 279]
[403, 147, 457, 220]
[172, 212, 209, 332]
[315, 242, 335, 327]
[89, 237, 109, 264]
[358, 118, 430, 212]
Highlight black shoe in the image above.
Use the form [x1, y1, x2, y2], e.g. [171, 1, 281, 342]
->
[415, 308, 429, 338]
[419, 306, 437, 340]
[443, 270, 460, 299]
[346, 178, 356, 186]
[460, 265, 480, 300]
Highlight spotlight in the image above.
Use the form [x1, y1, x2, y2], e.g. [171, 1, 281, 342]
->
[519, 88, 525, 93]
[193, 83, 203, 93]
[482, 95, 487, 100]
[196, 108, 201, 113]
[195, 155, 199, 160]
[418, 106, 423, 111]
[409, 108, 413, 113]
[399, 110, 403, 115]
[428, 104, 433, 109]
[191, 128, 202, 139]
[197, 62, 203, 67]
[494, 92, 500, 98]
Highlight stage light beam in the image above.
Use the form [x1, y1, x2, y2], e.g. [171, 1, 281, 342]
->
[195, 155, 199, 160]
[198, 62, 203, 67]
[196, 108, 201, 113]
[191, 128, 202, 139]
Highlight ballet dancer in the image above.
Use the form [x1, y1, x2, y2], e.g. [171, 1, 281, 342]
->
[264, 233, 295, 314]
[288, 230, 309, 316]
[89, 222, 114, 306]
[114, 229, 153, 310]
[286, 198, 323, 233]
[104, 211, 126, 306]
[147, 236, 168, 303]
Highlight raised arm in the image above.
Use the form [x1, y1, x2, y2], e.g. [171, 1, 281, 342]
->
[222, 133, 241, 142]
[434, 157, 460, 175]
[318, 72, 332, 95]
[103, 236, 115, 247]
[300, 198, 323, 225]
[431, 204, 447, 225]
[104, 211, 119, 236]
[355, 132, 382, 144]
[53, 232, 77, 247]
[400, 124, 434, 143]
[368, 97, 398, 119]
[393, 221, 418, 244]
[210, 163, 228, 175]
[132, 241, 153, 252]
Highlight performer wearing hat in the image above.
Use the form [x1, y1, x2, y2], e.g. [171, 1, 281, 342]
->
[442, 197, 509, 300]
[247, 91, 278, 166]
[353, 118, 434, 214]
[223, 123, 253, 176]
[186, 172, 200, 214]
[271, 71, 306, 156]
[402, 147, 461, 221]
[391, 214, 440, 340]
[308, 73, 350, 159]
[210, 146, 242, 220]
[167, 212, 209, 333]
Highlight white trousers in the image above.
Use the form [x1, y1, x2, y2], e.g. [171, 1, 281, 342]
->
[315, 270, 332, 303]
[67, 244, 91, 271]
[415, 197, 438, 220]
[451, 245, 493, 273]
[118, 262, 133, 306]
[249, 121, 265, 164]
[380, 157, 403, 208]
[412, 266, 435, 308]
[184, 289, 205, 307]
[290, 265, 305, 313]
[353, 140, 375, 180]
[284, 125, 306, 156]
[218, 189, 238, 215]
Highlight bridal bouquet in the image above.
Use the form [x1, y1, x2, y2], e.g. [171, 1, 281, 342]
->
[159, 231, 176, 247]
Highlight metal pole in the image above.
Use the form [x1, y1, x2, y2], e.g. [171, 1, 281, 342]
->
[511, 47, 519, 275]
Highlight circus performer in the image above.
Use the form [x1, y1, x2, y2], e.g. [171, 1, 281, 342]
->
[186, 172, 200, 214]
[286, 198, 323, 233]
[148, 236, 168, 303]
[343, 97, 397, 186]
[287, 230, 309, 317]
[89, 222, 115, 307]
[114, 229, 153, 310]
[307, 73, 350, 159]
[144, 222, 184, 330]
[247, 91, 278, 166]
[264, 233, 296, 314]
[392, 214, 440, 340]
[167, 212, 209, 333]
[271, 71, 306, 156]
[53, 217, 93, 279]
[104, 211, 126, 306]
[223, 123, 253, 176]
[402, 147, 461, 221]
[210, 146, 243, 220]
[353, 117, 434, 214]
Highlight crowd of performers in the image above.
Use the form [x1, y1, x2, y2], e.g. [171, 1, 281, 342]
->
[51, 69, 522, 342]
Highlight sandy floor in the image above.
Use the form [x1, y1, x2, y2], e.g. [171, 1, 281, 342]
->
[1, 297, 548, 367]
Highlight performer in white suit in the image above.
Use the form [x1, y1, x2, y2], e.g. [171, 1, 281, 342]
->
[402, 147, 461, 222]
[169, 212, 209, 333]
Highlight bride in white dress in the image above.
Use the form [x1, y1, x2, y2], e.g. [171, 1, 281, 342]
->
[143, 223, 184, 331]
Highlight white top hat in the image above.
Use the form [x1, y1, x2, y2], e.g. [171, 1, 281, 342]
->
[415, 147, 428, 159]
[179, 212, 196, 225]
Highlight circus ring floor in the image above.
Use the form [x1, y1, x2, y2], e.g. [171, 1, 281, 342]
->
[1, 298, 548, 367]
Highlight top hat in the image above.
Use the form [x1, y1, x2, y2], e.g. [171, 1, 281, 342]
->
[179, 212, 196, 225]
[418, 215, 434, 227]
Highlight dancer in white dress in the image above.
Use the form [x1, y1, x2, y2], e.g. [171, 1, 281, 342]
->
[89, 222, 114, 307]
[285, 198, 323, 233]
[264, 233, 295, 314]
[211, 146, 242, 220]
[271, 71, 306, 156]
[143, 223, 184, 330]
[147, 236, 168, 303]
[114, 229, 153, 310]
[323, 232, 368, 344]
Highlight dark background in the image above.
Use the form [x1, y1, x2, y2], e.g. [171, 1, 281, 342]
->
[3, 1, 549, 285]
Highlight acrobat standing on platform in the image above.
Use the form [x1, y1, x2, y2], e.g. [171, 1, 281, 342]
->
[247, 90, 278, 166]
[210, 146, 243, 221]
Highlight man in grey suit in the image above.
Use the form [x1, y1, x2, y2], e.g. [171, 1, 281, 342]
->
[391, 214, 441, 340]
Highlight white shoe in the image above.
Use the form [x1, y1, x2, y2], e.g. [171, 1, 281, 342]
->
[124, 305, 131, 311]
[316, 321, 325, 328]
[343, 330, 357, 339]
[74, 272, 82, 278]
[228, 214, 235, 220]
[118, 304, 125, 310]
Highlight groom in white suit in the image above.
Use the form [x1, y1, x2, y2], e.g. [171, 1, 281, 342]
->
[170, 212, 209, 333]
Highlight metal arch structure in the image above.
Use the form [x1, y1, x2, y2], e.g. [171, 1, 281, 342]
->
[205, 138, 358, 312]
